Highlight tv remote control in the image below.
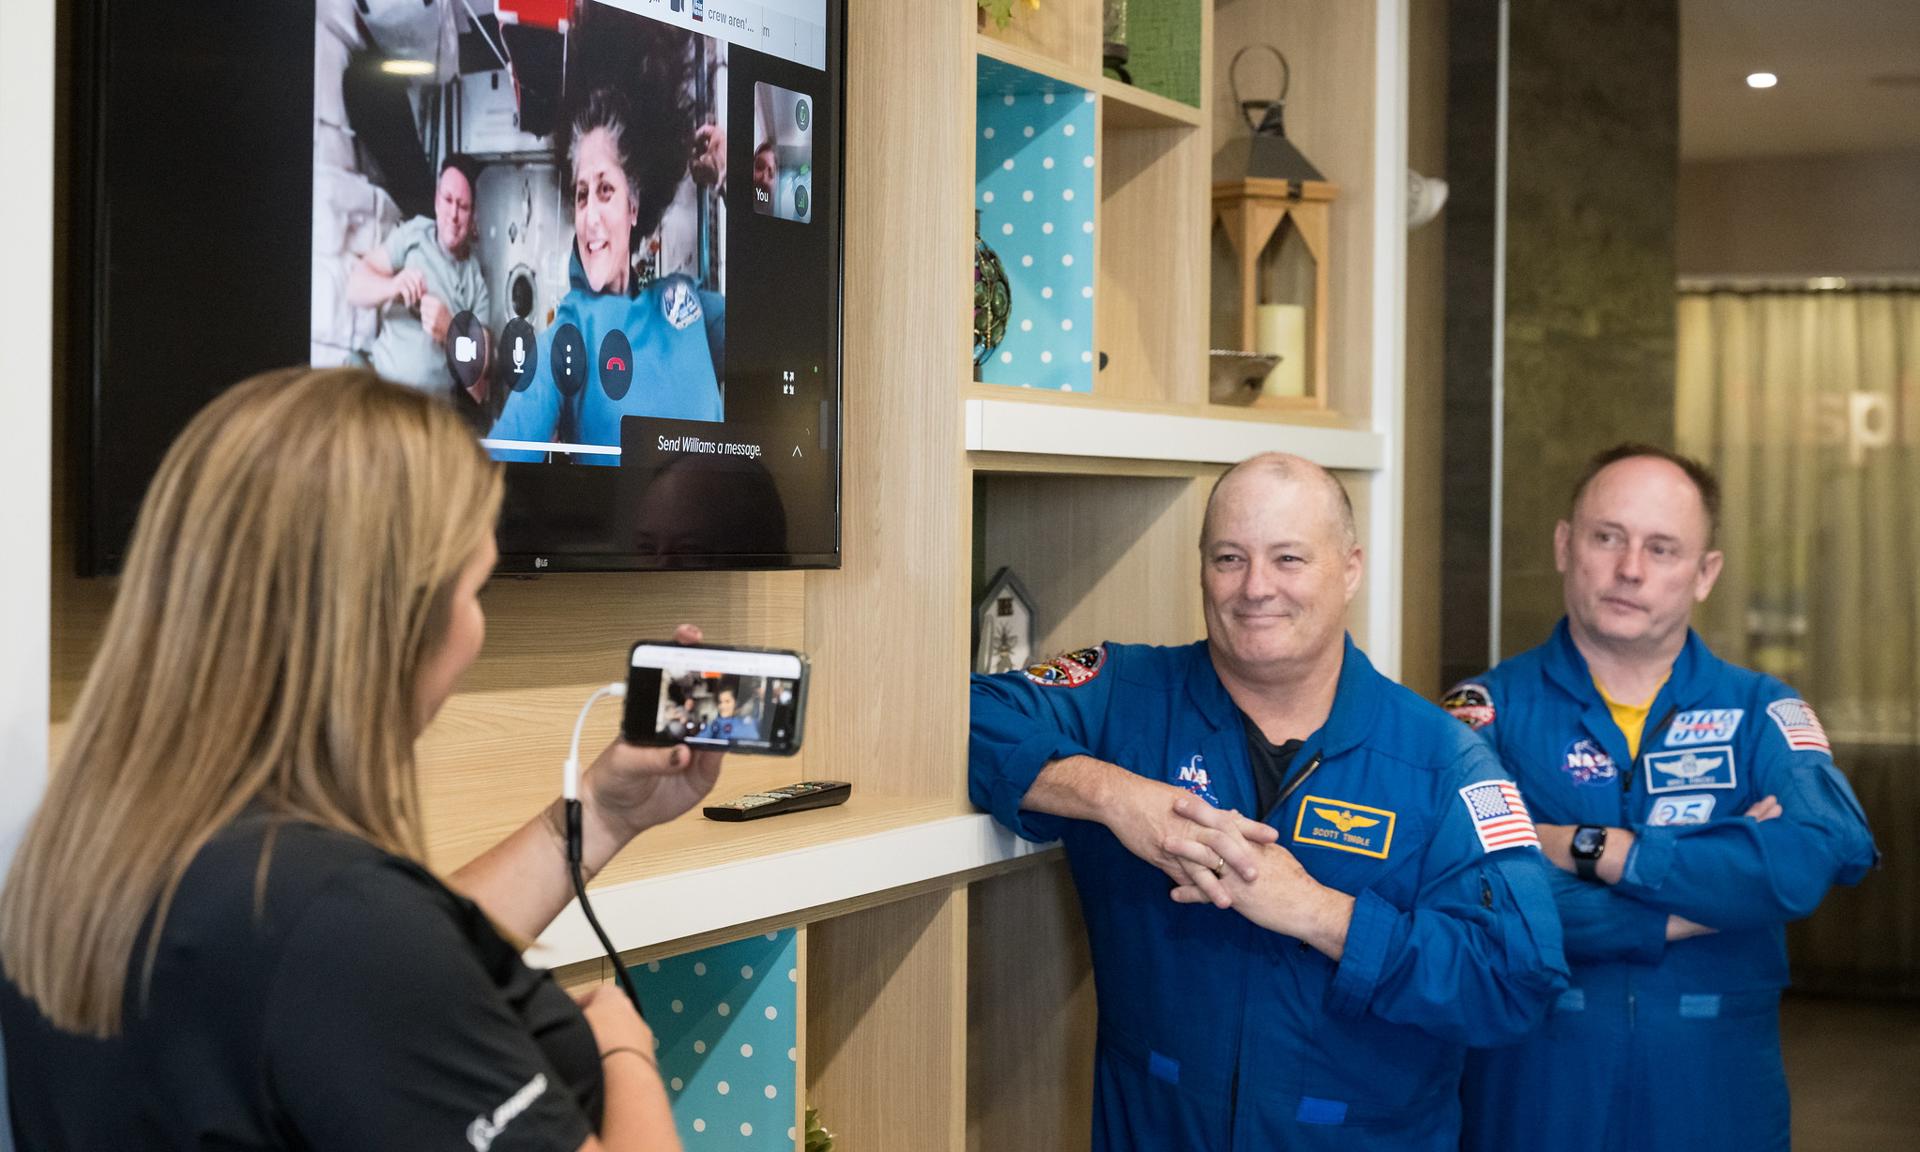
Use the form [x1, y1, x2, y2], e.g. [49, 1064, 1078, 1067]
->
[703, 780, 852, 822]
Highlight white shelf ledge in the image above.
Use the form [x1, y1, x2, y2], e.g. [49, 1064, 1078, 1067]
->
[965, 396, 1388, 471]
[527, 814, 1050, 968]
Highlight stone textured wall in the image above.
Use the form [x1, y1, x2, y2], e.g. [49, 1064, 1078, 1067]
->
[1498, 0, 1679, 657]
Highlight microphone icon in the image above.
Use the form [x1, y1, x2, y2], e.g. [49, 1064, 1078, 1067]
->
[512, 335, 527, 373]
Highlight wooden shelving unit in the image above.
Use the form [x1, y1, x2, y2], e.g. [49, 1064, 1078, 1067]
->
[964, 3, 1406, 1147]
[38, 6, 1405, 1152]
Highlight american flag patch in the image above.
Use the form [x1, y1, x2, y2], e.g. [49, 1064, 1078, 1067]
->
[1458, 780, 1541, 853]
[1767, 698, 1830, 753]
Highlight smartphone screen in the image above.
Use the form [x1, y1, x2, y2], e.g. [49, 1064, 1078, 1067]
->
[623, 643, 807, 755]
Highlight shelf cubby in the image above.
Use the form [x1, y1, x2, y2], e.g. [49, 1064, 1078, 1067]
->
[1112, 0, 1205, 109]
[975, 53, 1100, 393]
[976, 1, 1102, 81]
[1096, 119, 1207, 405]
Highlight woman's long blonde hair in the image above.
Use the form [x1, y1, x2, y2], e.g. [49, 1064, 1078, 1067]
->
[0, 367, 503, 1036]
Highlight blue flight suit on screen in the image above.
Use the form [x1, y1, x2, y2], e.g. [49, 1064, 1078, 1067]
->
[970, 637, 1569, 1152]
[1450, 620, 1877, 1152]
[489, 256, 724, 464]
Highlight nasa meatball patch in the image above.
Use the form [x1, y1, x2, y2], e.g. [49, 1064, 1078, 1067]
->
[1441, 681, 1496, 730]
[1022, 644, 1108, 688]
[1562, 738, 1620, 787]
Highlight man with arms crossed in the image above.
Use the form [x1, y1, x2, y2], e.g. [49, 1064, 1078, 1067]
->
[1449, 444, 1877, 1152]
[970, 453, 1568, 1151]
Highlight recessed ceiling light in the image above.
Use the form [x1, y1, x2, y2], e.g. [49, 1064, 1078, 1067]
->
[1746, 72, 1778, 89]
[381, 59, 435, 77]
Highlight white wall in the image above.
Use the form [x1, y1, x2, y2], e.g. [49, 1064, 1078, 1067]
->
[0, 0, 55, 1144]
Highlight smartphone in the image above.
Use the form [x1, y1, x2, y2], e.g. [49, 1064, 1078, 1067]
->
[623, 641, 808, 756]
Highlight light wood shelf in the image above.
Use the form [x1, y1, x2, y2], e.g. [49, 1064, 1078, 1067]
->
[978, 31, 1201, 132]
[1099, 75, 1203, 129]
[975, 31, 1095, 93]
[526, 782, 1048, 967]
[964, 388, 1385, 470]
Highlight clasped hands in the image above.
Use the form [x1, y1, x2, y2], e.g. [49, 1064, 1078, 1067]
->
[1109, 777, 1353, 958]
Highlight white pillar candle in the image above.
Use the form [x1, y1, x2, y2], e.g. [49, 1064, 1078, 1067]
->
[1255, 304, 1307, 397]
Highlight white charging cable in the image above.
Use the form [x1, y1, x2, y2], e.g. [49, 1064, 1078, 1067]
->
[564, 682, 627, 802]
[562, 681, 644, 1014]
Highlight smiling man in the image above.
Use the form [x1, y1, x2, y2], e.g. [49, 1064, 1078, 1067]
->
[969, 452, 1568, 1151]
[1447, 444, 1878, 1152]
[347, 154, 492, 403]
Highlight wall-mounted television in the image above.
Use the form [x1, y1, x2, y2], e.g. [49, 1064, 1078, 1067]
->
[69, 0, 843, 574]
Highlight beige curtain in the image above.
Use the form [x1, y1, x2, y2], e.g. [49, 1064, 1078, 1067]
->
[1676, 287, 1920, 995]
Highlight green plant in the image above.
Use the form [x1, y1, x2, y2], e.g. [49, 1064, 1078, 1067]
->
[978, 0, 1039, 31]
[804, 1106, 835, 1152]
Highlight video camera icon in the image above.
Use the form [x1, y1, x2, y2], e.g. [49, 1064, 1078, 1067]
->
[445, 310, 488, 396]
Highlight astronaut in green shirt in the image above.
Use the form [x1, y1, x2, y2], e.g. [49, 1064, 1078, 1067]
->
[348, 155, 491, 400]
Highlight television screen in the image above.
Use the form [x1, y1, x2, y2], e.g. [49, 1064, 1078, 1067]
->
[70, 0, 843, 574]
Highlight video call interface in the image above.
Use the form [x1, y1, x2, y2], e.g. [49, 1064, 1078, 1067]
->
[311, 0, 838, 565]
[652, 670, 801, 748]
[629, 643, 803, 749]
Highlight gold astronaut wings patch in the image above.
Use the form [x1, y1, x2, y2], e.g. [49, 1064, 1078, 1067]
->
[1292, 796, 1397, 859]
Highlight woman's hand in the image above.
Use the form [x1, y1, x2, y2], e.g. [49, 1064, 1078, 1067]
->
[575, 984, 655, 1059]
[448, 626, 725, 944]
[584, 738, 724, 842]
[581, 624, 725, 843]
[574, 987, 680, 1152]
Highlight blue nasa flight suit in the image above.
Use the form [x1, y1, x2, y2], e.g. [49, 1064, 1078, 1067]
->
[970, 637, 1569, 1152]
[489, 254, 724, 463]
[1452, 620, 1878, 1152]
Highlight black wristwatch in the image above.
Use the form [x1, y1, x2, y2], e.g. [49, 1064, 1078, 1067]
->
[1570, 824, 1609, 881]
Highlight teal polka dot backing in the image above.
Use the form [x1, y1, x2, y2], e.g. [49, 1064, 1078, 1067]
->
[975, 57, 1097, 392]
[635, 929, 798, 1147]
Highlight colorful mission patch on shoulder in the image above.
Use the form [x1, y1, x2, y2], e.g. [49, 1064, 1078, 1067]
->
[1022, 644, 1108, 688]
[1458, 780, 1540, 853]
[1766, 698, 1830, 753]
[1441, 681, 1496, 730]
[662, 278, 704, 330]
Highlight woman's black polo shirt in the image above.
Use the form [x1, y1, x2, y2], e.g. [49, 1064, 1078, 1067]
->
[1, 811, 601, 1150]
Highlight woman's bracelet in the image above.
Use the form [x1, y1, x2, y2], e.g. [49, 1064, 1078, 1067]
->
[600, 1045, 659, 1070]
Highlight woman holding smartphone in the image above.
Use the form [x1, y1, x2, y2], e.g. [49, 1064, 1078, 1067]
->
[0, 367, 718, 1151]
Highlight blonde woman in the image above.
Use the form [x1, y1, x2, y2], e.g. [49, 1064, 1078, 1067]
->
[0, 368, 721, 1151]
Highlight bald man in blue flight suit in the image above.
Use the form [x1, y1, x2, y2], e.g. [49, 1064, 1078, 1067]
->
[1447, 444, 1877, 1152]
[970, 454, 1569, 1152]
